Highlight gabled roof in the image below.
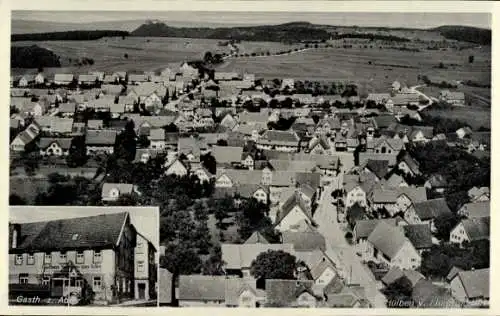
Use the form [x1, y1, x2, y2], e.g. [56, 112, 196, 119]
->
[367, 221, 407, 259]
[277, 192, 312, 225]
[372, 115, 397, 129]
[460, 201, 490, 218]
[211, 146, 244, 164]
[258, 130, 300, 146]
[468, 186, 490, 199]
[85, 130, 118, 145]
[412, 279, 458, 307]
[54, 74, 74, 82]
[9, 212, 129, 251]
[403, 224, 433, 249]
[178, 275, 227, 301]
[281, 231, 326, 252]
[78, 74, 97, 82]
[244, 231, 270, 244]
[454, 268, 489, 299]
[354, 219, 397, 240]
[265, 279, 316, 307]
[460, 217, 490, 241]
[364, 159, 390, 179]
[221, 243, 295, 270]
[38, 137, 72, 150]
[101, 183, 135, 199]
[446, 266, 463, 283]
[400, 153, 420, 174]
[413, 198, 451, 220]
[224, 278, 263, 305]
[381, 266, 424, 287]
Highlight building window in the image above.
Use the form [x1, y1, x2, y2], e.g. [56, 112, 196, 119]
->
[75, 279, 83, 288]
[27, 253, 35, 265]
[42, 276, 50, 286]
[76, 251, 85, 264]
[44, 253, 52, 264]
[137, 260, 145, 272]
[93, 276, 102, 291]
[15, 254, 23, 265]
[94, 250, 102, 263]
[19, 273, 29, 284]
[59, 252, 67, 263]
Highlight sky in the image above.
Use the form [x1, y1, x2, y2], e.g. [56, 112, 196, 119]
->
[12, 11, 491, 29]
[9, 206, 159, 248]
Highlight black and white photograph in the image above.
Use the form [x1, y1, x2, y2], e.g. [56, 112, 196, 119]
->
[8, 4, 491, 310]
[8, 206, 159, 306]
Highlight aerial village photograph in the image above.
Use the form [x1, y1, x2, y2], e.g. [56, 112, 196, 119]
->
[8, 6, 490, 309]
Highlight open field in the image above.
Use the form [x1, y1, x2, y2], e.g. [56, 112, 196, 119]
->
[11, 37, 300, 76]
[424, 105, 490, 130]
[217, 46, 490, 93]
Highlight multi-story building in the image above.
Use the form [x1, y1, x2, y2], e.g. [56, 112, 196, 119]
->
[8, 208, 157, 305]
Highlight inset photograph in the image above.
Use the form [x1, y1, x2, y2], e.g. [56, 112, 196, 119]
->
[8, 206, 159, 306]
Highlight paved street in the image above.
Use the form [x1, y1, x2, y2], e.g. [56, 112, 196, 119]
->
[314, 174, 387, 308]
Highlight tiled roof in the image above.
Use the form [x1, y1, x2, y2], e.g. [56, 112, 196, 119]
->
[461, 217, 490, 241]
[413, 198, 451, 220]
[258, 130, 300, 146]
[277, 192, 313, 225]
[265, 279, 316, 307]
[281, 231, 326, 251]
[54, 74, 74, 83]
[178, 275, 226, 301]
[9, 212, 129, 251]
[58, 102, 76, 113]
[367, 221, 407, 259]
[244, 231, 270, 244]
[38, 137, 72, 150]
[211, 146, 244, 164]
[221, 243, 295, 270]
[381, 266, 424, 287]
[364, 159, 390, 179]
[403, 224, 433, 249]
[85, 130, 118, 145]
[224, 278, 262, 306]
[354, 219, 397, 240]
[455, 268, 489, 299]
[400, 153, 420, 174]
[460, 201, 490, 218]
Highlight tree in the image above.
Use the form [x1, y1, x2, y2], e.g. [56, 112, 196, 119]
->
[468, 55, 474, 63]
[434, 212, 460, 241]
[250, 250, 296, 288]
[382, 276, 414, 307]
[113, 119, 137, 162]
[202, 246, 225, 275]
[201, 153, 217, 175]
[66, 136, 87, 167]
[161, 243, 202, 275]
[137, 134, 151, 148]
[214, 195, 235, 229]
[9, 194, 26, 205]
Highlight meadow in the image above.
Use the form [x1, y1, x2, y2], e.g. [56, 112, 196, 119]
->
[11, 37, 299, 76]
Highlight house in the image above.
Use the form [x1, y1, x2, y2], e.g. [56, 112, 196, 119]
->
[78, 74, 98, 85]
[275, 192, 313, 232]
[457, 201, 490, 218]
[165, 159, 189, 177]
[405, 198, 452, 232]
[224, 277, 265, 307]
[8, 209, 156, 304]
[53, 74, 74, 86]
[371, 186, 427, 216]
[439, 90, 465, 106]
[58, 103, 77, 118]
[265, 279, 320, 308]
[321, 285, 370, 308]
[281, 231, 326, 252]
[128, 74, 148, 85]
[87, 119, 104, 130]
[382, 173, 408, 188]
[149, 128, 166, 150]
[367, 221, 421, 269]
[456, 126, 473, 139]
[363, 160, 390, 181]
[449, 217, 490, 245]
[10, 122, 41, 152]
[342, 173, 378, 208]
[221, 243, 294, 277]
[398, 153, 421, 176]
[38, 137, 72, 157]
[256, 130, 301, 152]
[35, 73, 45, 85]
[220, 113, 238, 131]
[85, 130, 117, 155]
[353, 219, 399, 261]
[210, 146, 244, 166]
[178, 275, 226, 306]
[381, 266, 425, 288]
[402, 224, 433, 254]
[241, 153, 256, 170]
[17, 74, 36, 87]
[35, 117, 74, 134]
[308, 135, 332, 155]
[101, 183, 138, 202]
[450, 268, 489, 306]
[368, 137, 404, 155]
[467, 187, 490, 203]
[412, 279, 460, 308]
[424, 174, 448, 194]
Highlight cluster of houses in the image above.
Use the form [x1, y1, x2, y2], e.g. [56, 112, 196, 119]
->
[160, 229, 370, 308]
[10, 64, 489, 308]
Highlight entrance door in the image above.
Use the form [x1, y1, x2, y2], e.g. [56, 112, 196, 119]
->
[52, 279, 64, 297]
[138, 283, 146, 299]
